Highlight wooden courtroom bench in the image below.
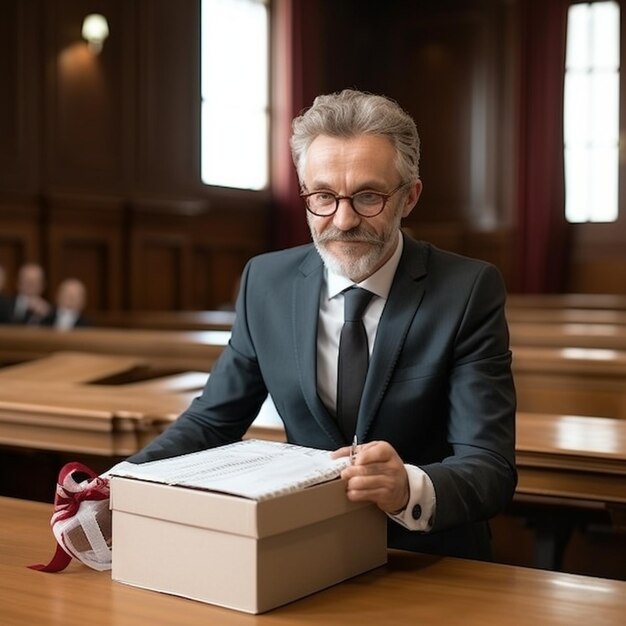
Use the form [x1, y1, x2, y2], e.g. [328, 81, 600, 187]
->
[1, 349, 624, 575]
[507, 307, 626, 326]
[89, 309, 236, 331]
[509, 321, 626, 351]
[507, 293, 626, 311]
[0, 326, 229, 372]
[513, 346, 626, 419]
[3, 496, 625, 625]
[515, 411, 626, 571]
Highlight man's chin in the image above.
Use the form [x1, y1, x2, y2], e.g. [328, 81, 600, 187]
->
[316, 244, 379, 281]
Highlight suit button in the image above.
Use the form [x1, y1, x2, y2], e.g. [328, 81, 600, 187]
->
[411, 504, 422, 520]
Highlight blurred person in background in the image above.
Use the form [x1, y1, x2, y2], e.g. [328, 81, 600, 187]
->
[42, 278, 89, 330]
[0, 263, 50, 325]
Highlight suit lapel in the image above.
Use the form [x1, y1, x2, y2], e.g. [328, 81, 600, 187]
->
[293, 248, 345, 446]
[357, 237, 428, 441]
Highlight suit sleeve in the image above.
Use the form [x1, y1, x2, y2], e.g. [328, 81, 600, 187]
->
[420, 263, 517, 532]
[127, 261, 268, 463]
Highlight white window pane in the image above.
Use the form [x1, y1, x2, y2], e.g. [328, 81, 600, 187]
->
[590, 72, 620, 144]
[566, 3, 590, 69]
[201, 0, 269, 190]
[202, 0, 268, 106]
[202, 104, 268, 190]
[590, 146, 619, 221]
[203, 0, 267, 108]
[564, 1, 620, 224]
[564, 73, 591, 146]
[592, 1, 620, 69]
[565, 148, 591, 222]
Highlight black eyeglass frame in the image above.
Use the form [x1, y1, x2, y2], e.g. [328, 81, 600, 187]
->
[300, 182, 410, 218]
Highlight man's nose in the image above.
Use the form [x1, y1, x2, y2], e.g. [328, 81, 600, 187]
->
[332, 198, 361, 231]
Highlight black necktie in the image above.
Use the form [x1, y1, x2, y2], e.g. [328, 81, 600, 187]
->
[337, 287, 374, 442]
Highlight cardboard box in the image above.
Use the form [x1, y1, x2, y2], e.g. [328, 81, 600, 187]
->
[110, 476, 387, 613]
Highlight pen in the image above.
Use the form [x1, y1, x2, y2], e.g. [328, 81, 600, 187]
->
[350, 435, 358, 465]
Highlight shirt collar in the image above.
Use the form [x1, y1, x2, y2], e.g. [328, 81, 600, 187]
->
[326, 231, 404, 301]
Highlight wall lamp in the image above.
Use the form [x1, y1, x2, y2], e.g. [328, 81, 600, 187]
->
[82, 14, 109, 54]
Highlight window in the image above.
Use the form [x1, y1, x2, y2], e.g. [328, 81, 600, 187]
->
[201, 0, 269, 190]
[564, 1, 620, 223]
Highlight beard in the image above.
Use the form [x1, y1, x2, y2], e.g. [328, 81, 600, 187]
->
[308, 214, 401, 282]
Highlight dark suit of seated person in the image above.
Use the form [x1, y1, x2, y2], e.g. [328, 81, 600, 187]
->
[120, 89, 517, 562]
[41, 278, 89, 330]
[0, 263, 51, 325]
[0, 265, 10, 324]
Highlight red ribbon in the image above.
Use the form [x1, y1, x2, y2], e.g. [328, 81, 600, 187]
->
[28, 462, 110, 573]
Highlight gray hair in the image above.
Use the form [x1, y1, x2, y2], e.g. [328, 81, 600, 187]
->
[290, 89, 421, 185]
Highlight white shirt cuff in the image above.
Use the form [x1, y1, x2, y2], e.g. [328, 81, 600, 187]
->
[387, 464, 436, 532]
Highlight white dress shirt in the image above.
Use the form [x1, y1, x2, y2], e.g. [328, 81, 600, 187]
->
[316, 231, 435, 531]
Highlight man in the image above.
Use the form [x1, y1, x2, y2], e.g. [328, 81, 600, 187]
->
[41, 278, 89, 330]
[0, 263, 50, 325]
[128, 89, 516, 560]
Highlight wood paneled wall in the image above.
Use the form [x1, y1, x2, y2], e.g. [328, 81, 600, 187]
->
[313, 0, 518, 282]
[0, 0, 269, 310]
[1, 0, 625, 303]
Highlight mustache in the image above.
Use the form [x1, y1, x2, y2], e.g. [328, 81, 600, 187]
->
[314, 227, 384, 246]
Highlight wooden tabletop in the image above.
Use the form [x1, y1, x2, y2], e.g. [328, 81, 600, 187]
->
[0, 352, 145, 383]
[1, 496, 625, 626]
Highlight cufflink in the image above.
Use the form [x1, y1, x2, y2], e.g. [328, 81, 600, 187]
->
[411, 504, 422, 520]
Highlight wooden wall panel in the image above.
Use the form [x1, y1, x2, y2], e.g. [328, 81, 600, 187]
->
[46, 195, 125, 310]
[0, 201, 42, 292]
[134, 237, 186, 310]
[43, 0, 133, 193]
[129, 198, 268, 311]
[134, 0, 200, 193]
[0, 0, 41, 193]
[2, 0, 622, 302]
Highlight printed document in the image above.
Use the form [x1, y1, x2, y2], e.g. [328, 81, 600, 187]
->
[110, 439, 350, 501]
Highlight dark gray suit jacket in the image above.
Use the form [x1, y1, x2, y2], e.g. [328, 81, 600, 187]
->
[130, 235, 517, 560]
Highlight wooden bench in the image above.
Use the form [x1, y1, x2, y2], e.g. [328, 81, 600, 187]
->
[507, 293, 626, 310]
[507, 307, 626, 325]
[513, 346, 626, 419]
[514, 411, 626, 571]
[0, 326, 229, 372]
[89, 309, 236, 331]
[509, 321, 626, 350]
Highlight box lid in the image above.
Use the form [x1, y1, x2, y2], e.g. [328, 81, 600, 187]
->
[110, 476, 372, 539]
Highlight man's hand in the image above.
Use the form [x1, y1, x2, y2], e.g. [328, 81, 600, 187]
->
[331, 440, 409, 514]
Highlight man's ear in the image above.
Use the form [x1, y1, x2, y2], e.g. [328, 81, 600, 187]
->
[401, 180, 423, 218]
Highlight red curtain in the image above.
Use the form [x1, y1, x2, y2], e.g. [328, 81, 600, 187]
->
[515, 0, 572, 293]
[270, 0, 321, 250]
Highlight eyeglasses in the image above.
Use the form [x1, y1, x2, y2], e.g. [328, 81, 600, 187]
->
[300, 182, 409, 218]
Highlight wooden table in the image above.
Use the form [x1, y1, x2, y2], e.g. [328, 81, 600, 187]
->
[1, 497, 625, 626]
